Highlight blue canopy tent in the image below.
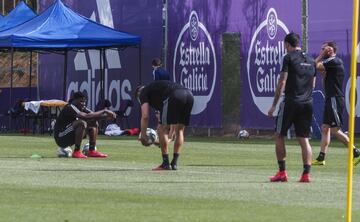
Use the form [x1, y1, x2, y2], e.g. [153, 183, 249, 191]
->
[0, 0, 141, 129]
[0, 1, 36, 31]
[0, 0, 37, 102]
[0, 0, 141, 131]
[0, 0, 140, 49]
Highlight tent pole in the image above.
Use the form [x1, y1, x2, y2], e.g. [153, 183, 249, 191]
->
[36, 51, 39, 100]
[99, 48, 104, 101]
[99, 49, 102, 101]
[138, 43, 142, 85]
[103, 49, 107, 100]
[9, 48, 14, 131]
[63, 50, 68, 101]
[29, 51, 33, 100]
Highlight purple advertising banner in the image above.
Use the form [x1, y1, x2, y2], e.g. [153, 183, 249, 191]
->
[231, 1, 302, 129]
[237, 0, 360, 132]
[38, 0, 163, 128]
[168, 0, 224, 127]
[26, 0, 360, 131]
[167, 0, 303, 128]
[223, 0, 360, 132]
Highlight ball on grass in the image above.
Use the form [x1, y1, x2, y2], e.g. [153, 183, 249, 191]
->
[139, 128, 158, 146]
[57, 147, 73, 158]
[238, 129, 250, 139]
[82, 143, 97, 155]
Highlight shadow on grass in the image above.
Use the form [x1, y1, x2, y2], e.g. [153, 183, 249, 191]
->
[32, 168, 148, 172]
[0, 156, 61, 158]
[186, 164, 265, 167]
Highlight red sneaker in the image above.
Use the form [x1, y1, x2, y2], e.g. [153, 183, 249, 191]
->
[87, 150, 108, 158]
[152, 164, 171, 171]
[270, 171, 288, 182]
[72, 150, 88, 159]
[299, 173, 311, 183]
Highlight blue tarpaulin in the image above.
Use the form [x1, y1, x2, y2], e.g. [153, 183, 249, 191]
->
[0, 1, 36, 32]
[0, 0, 141, 49]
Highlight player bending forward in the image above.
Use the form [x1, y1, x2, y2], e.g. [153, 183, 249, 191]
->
[135, 80, 194, 170]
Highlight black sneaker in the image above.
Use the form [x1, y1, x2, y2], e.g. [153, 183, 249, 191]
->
[354, 147, 360, 158]
[170, 161, 177, 170]
[152, 164, 171, 171]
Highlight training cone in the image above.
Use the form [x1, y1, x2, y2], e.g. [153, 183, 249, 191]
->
[30, 154, 42, 159]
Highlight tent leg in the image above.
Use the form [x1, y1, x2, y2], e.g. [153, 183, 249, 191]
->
[99, 48, 105, 101]
[102, 49, 106, 100]
[29, 51, 33, 100]
[138, 43, 142, 85]
[63, 50, 68, 101]
[9, 48, 14, 131]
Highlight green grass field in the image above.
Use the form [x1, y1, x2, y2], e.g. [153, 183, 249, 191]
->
[0, 134, 359, 222]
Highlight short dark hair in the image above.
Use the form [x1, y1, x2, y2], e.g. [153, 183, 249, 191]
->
[152, 58, 162, 66]
[284, 32, 300, 47]
[72, 91, 86, 100]
[323, 41, 337, 53]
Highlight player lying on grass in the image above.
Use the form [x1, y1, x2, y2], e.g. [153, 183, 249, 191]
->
[54, 91, 116, 158]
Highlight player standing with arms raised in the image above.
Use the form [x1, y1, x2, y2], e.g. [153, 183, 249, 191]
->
[312, 41, 360, 165]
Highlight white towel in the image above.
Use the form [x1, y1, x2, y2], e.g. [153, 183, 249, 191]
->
[24, 100, 44, 114]
[104, 123, 124, 136]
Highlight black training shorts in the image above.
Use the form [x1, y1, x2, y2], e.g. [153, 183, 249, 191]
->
[275, 100, 313, 137]
[54, 123, 75, 148]
[160, 88, 194, 126]
[323, 96, 344, 127]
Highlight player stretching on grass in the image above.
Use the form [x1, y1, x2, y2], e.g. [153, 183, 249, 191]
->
[135, 80, 194, 170]
[268, 32, 316, 182]
[54, 91, 116, 158]
[312, 41, 360, 166]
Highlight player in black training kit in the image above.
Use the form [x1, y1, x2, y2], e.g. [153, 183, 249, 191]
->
[268, 32, 316, 183]
[54, 91, 116, 158]
[312, 41, 360, 166]
[135, 80, 194, 170]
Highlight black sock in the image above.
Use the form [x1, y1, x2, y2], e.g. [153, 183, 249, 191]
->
[74, 144, 81, 151]
[278, 160, 285, 172]
[171, 153, 179, 165]
[317, 152, 326, 161]
[162, 154, 169, 166]
[89, 142, 96, 151]
[303, 164, 311, 175]
[353, 147, 360, 158]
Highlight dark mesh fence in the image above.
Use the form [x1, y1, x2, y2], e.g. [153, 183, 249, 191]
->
[188, 33, 241, 137]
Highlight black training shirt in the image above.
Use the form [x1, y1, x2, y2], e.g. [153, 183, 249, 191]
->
[139, 80, 185, 110]
[322, 56, 345, 98]
[54, 104, 90, 132]
[281, 50, 316, 103]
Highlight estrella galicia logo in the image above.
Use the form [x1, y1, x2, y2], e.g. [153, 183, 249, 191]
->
[267, 9, 277, 40]
[190, 12, 199, 41]
[247, 8, 289, 115]
[173, 11, 217, 115]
